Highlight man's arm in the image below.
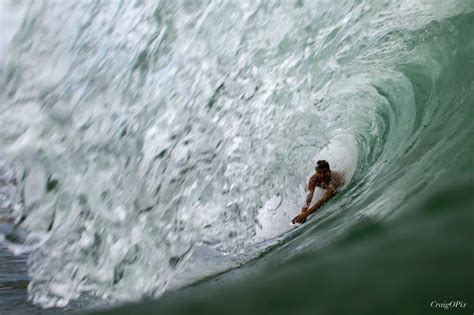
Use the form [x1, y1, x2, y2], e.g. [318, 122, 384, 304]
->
[302, 175, 317, 211]
[291, 175, 317, 224]
[292, 188, 336, 224]
[305, 188, 336, 216]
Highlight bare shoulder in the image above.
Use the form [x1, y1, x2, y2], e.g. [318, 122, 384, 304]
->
[331, 171, 345, 189]
[308, 173, 318, 189]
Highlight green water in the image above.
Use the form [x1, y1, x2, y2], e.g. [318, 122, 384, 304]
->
[90, 2, 474, 314]
[94, 175, 474, 315]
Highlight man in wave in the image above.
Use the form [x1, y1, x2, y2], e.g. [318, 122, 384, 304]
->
[292, 160, 344, 224]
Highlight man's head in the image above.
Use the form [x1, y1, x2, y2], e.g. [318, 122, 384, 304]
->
[315, 160, 331, 181]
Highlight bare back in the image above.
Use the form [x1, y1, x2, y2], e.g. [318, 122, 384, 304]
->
[308, 170, 344, 192]
[327, 170, 344, 191]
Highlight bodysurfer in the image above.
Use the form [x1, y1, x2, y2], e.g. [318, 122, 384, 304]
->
[292, 160, 344, 224]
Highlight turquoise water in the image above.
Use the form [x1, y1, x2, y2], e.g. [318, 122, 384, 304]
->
[0, 1, 473, 313]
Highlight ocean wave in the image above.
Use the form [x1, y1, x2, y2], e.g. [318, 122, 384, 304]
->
[0, 0, 472, 309]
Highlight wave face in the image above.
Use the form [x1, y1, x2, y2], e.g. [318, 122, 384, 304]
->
[0, 0, 473, 310]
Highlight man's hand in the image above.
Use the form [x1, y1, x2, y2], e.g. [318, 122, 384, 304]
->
[291, 206, 308, 224]
[292, 211, 308, 224]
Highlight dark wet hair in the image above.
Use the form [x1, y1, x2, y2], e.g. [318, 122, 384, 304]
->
[315, 160, 330, 172]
